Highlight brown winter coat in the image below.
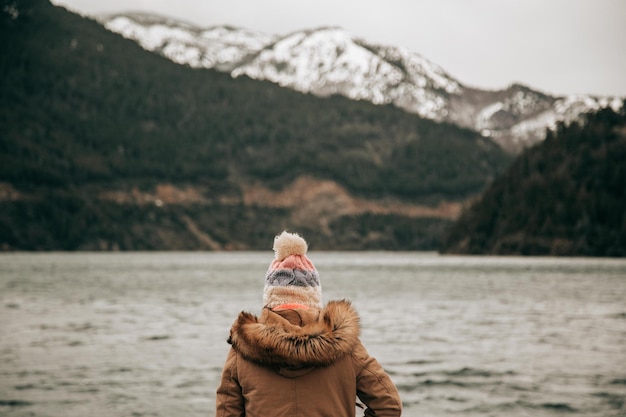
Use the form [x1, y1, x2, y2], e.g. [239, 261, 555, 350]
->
[215, 299, 402, 417]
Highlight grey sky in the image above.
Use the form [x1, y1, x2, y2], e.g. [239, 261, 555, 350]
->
[51, 0, 626, 97]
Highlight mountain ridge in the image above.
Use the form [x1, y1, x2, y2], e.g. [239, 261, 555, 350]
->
[1, 0, 511, 251]
[99, 13, 624, 153]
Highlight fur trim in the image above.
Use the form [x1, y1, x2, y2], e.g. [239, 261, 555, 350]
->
[273, 231, 307, 260]
[228, 300, 360, 368]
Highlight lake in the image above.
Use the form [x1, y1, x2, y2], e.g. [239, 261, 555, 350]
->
[1, 252, 625, 417]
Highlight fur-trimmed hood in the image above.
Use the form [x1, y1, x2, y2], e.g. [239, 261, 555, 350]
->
[228, 299, 360, 369]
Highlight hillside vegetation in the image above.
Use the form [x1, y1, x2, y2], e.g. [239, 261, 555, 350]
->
[440, 105, 626, 257]
[0, 0, 512, 250]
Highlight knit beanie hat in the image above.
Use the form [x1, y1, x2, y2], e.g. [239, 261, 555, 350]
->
[263, 231, 322, 309]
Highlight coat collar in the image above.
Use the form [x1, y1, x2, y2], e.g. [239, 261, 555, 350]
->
[228, 299, 360, 368]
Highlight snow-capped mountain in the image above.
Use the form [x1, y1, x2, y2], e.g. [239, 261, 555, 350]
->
[99, 13, 623, 153]
[101, 12, 277, 71]
[230, 27, 462, 121]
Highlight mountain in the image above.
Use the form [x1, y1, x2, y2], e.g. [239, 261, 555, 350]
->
[440, 104, 626, 257]
[100, 14, 624, 153]
[230, 27, 462, 122]
[0, 0, 512, 251]
[102, 12, 277, 71]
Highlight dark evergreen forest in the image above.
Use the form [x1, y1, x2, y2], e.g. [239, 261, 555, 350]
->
[5, 0, 623, 255]
[0, 0, 508, 198]
[0, 0, 513, 250]
[440, 105, 626, 257]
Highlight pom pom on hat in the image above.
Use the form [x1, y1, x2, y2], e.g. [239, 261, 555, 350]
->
[264, 231, 322, 309]
[273, 231, 308, 260]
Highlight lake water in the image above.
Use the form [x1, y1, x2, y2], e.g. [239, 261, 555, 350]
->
[0, 252, 625, 417]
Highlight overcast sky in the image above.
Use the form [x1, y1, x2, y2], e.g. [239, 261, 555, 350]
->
[51, 0, 626, 97]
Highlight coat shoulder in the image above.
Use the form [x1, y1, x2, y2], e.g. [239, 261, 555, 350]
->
[229, 299, 361, 368]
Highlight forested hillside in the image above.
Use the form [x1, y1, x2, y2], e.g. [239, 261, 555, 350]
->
[0, 0, 512, 250]
[440, 105, 626, 257]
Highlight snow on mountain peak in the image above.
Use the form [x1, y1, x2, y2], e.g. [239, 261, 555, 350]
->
[367, 43, 461, 95]
[231, 26, 458, 119]
[99, 14, 466, 120]
[100, 14, 276, 70]
[234, 27, 397, 101]
[105, 16, 196, 51]
[99, 13, 624, 152]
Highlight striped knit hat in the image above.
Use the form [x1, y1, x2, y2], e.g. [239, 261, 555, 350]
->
[263, 231, 322, 310]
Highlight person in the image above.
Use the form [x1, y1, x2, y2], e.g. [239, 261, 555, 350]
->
[215, 231, 402, 417]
